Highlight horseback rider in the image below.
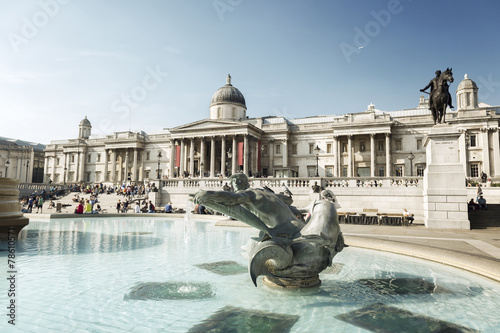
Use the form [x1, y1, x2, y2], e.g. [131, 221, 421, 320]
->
[421, 70, 454, 109]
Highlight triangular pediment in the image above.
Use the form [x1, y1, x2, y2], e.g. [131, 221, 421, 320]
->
[170, 119, 249, 132]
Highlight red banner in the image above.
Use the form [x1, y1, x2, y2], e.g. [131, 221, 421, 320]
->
[238, 141, 244, 166]
[175, 145, 180, 168]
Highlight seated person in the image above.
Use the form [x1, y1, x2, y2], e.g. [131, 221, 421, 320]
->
[48, 200, 55, 209]
[403, 208, 414, 225]
[74, 202, 84, 214]
[164, 202, 173, 213]
[468, 198, 479, 211]
[477, 196, 488, 209]
[94, 204, 102, 213]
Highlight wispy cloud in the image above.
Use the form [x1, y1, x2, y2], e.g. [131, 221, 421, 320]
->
[76, 50, 126, 58]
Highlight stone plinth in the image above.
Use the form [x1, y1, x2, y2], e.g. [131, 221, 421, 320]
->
[0, 178, 29, 241]
[423, 126, 469, 229]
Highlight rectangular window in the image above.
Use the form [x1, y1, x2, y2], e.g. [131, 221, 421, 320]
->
[466, 92, 471, 106]
[359, 142, 366, 152]
[71, 155, 75, 163]
[395, 165, 403, 177]
[342, 166, 348, 177]
[378, 141, 384, 152]
[470, 135, 476, 147]
[309, 144, 314, 155]
[145, 171, 150, 179]
[470, 163, 479, 178]
[378, 166, 385, 177]
[97, 154, 101, 162]
[292, 144, 297, 155]
[307, 166, 316, 177]
[107, 171, 111, 181]
[86, 172, 91, 182]
[326, 143, 332, 154]
[95, 172, 101, 182]
[395, 139, 402, 151]
[275, 144, 281, 155]
[416, 139, 422, 151]
[326, 166, 333, 177]
[417, 165, 425, 177]
[87, 154, 91, 163]
[57, 157, 60, 165]
[146, 152, 150, 161]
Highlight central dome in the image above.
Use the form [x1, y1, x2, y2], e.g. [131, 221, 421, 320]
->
[210, 74, 246, 108]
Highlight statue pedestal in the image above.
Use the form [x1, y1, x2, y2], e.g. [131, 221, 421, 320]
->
[423, 126, 469, 229]
[0, 178, 29, 245]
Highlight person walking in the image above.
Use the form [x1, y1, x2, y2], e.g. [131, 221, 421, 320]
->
[36, 196, 44, 213]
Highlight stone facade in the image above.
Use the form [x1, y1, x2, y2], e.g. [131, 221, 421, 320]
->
[0, 137, 45, 183]
[44, 74, 500, 185]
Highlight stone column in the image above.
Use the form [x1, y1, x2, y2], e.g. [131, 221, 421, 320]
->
[189, 138, 195, 176]
[64, 153, 69, 183]
[232, 136, 237, 175]
[243, 135, 249, 175]
[43, 156, 48, 182]
[180, 139, 185, 177]
[347, 135, 352, 177]
[221, 136, 226, 177]
[169, 140, 175, 178]
[200, 138, 206, 176]
[124, 150, 130, 182]
[103, 149, 109, 182]
[268, 139, 274, 177]
[333, 136, 338, 177]
[370, 134, 376, 177]
[385, 133, 391, 177]
[210, 137, 216, 177]
[133, 149, 138, 181]
[492, 129, 500, 177]
[111, 150, 116, 183]
[481, 128, 490, 176]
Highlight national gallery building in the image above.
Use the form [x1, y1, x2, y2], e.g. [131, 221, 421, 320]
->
[44, 74, 500, 185]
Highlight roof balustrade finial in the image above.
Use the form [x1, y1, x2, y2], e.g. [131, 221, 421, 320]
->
[226, 74, 231, 85]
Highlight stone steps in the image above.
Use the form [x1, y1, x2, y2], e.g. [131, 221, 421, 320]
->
[469, 204, 500, 229]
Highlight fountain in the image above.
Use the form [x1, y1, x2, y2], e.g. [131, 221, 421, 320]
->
[192, 173, 345, 288]
[0, 178, 29, 242]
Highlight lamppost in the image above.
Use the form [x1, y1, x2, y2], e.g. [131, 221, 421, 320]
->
[64, 167, 67, 184]
[200, 162, 204, 178]
[157, 152, 162, 180]
[314, 145, 321, 177]
[5, 160, 9, 178]
[408, 152, 415, 176]
[26, 160, 30, 183]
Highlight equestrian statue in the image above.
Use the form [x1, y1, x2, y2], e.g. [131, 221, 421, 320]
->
[420, 68, 454, 124]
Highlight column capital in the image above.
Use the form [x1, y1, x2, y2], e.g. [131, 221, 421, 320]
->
[369, 133, 376, 138]
[268, 138, 275, 143]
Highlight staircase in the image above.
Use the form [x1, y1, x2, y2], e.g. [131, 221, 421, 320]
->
[45, 191, 144, 214]
[469, 204, 500, 229]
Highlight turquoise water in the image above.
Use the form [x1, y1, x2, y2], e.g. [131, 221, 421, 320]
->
[1, 217, 499, 332]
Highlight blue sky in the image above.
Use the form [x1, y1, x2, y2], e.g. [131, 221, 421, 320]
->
[1, 0, 500, 144]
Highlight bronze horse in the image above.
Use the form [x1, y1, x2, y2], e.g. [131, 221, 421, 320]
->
[429, 68, 454, 124]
